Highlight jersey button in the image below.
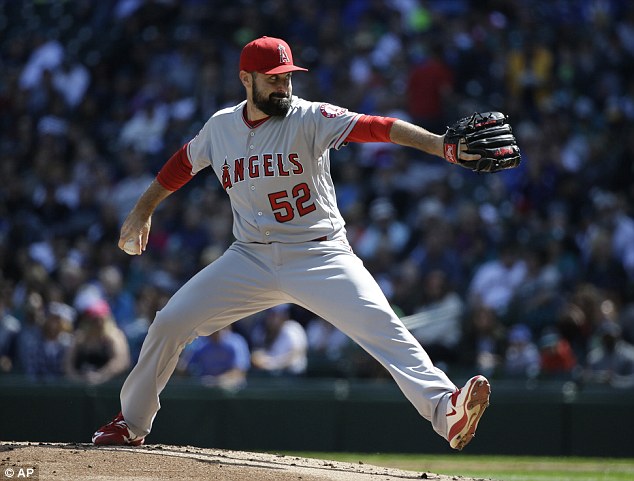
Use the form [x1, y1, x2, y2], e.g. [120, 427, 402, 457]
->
[257, 211, 263, 216]
[250, 132, 255, 137]
[250, 185, 255, 190]
[249, 145, 254, 149]
[265, 231, 270, 236]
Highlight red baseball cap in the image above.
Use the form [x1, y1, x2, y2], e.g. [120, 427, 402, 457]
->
[239, 36, 308, 74]
[83, 298, 112, 318]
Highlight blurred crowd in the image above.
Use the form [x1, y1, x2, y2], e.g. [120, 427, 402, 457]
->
[1, 0, 634, 390]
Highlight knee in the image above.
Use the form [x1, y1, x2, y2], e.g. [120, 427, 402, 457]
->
[147, 307, 185, 341]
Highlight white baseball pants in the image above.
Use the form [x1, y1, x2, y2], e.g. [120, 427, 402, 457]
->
[120, 239, 456, 440]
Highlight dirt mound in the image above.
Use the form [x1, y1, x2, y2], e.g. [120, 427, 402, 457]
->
[0, 442, 485, 480]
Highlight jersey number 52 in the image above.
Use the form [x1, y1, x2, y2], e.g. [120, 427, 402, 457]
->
[268, 182, 316, 223]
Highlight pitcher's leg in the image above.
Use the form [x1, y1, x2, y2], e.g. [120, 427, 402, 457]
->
[282, 245, 456, 439]
[121, 245, 281, 436]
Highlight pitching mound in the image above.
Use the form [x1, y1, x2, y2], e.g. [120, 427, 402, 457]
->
[0, 442, 486, 481]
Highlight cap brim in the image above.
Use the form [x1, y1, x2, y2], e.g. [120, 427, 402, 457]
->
[260, 65, 308, 74]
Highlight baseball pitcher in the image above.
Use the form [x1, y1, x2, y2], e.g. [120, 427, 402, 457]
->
[93, 36, 519, 451]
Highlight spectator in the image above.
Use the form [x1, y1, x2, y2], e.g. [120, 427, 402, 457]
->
[585, 320, 634, 389]
[64, 298, 130, 385]
[164, 205, 212, 271]
[305, 316, 350, 361]
[538, 328, 578, 380]
[118, 96, 170, 155]
[250, 305, 308, 376]
[96, 265, 137, 330]
[0, 285, 21, 373]
[305, 316, 351, 376]
[406, 41, 454, 133]
[405, 269, 464, 369]
[124, 285, 170, 364]
[452, 201, 493, 283]
[29, 301, 75, 381]
[15, 291, 47, 377]
[108, 149, 155, 223]
[580, 228, 630, 304]
[354, 197, 410, 262]
[568, 283, 606, 342]
[602, 194, 634, 284]
[459, 305, 506, 379]
[503, 324, 540, 379]
[506, 246, 563, 335]
[56, 259, 90, 308]
[467, 244, 527, 319]
[585, 192, 634, 285]
[334, 162, 366, 218]
[505, 36, 554, 120]
[407, 217, 465, 294]
[557, 302, 592, 366]
[181, 326, 250, 391]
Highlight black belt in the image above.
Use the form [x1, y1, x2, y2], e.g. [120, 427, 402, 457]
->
[252, 235, 328, 245]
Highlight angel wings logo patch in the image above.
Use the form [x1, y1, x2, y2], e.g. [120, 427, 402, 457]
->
[319, 103, 347, 118]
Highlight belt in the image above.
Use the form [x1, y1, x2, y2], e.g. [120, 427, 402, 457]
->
[252, 235, 328, 245]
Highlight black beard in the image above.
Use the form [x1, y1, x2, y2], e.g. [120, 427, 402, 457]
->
[252, 82, 291, 116]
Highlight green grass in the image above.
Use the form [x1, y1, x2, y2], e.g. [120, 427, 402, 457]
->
[282, 453, 634, 481]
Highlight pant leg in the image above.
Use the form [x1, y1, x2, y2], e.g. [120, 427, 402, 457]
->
[280, 241, 456, 439]
[121, 243, 284, 436]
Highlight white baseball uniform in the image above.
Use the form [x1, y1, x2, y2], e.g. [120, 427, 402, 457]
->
[119, 96, 457, 442]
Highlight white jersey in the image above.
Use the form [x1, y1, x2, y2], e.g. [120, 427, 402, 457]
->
[187, 97, 361, 243]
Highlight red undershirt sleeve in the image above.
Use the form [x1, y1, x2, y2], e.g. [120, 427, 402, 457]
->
[345, 114, 397, 143]
[156, 144, 194, 192]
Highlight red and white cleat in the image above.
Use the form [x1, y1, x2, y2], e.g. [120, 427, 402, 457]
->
[92, 412, 145, 446]
[446, 375, 490, 450]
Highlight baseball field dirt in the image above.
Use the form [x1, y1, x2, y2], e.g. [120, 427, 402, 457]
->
[0, 442, 489, 481]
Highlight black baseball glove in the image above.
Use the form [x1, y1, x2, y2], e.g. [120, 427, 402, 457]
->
[443, 111, 521, 173]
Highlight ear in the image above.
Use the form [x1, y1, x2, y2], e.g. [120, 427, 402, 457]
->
[239, 70, 251, 89]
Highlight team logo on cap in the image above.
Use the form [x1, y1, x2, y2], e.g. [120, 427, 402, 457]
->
[278, 44, 290, 64]
[319, 103, 347, 118]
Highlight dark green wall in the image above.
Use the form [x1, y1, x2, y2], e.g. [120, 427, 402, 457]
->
[1, 376, 632, 457]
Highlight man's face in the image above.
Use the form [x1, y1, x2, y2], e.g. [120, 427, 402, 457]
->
[251, 72, 293, 116]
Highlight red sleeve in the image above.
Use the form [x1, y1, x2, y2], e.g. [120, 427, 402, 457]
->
[156, 144, 194, 191]
[345, 114, 397, 143]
